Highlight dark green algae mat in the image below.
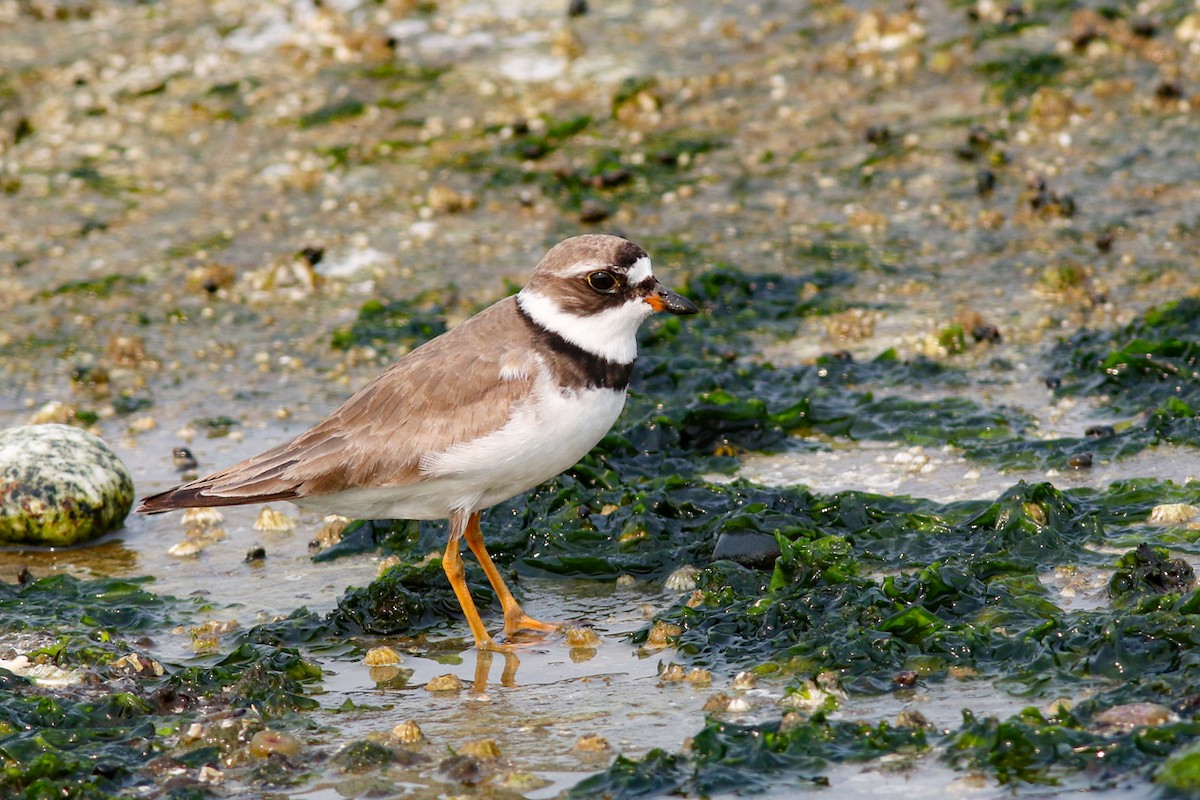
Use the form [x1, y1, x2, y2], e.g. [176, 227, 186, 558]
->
[4, 267, 1200, 798]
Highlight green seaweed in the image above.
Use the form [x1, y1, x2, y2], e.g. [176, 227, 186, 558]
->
[0, 576, 321, 799]
[570, 715, 928, 798]
[0, 575, 184, 634]
[568, 475, 1200, 792]
[977, 51, 1067, 103]
[163, 231, 233, 259]
[40, 274, 146, 298]
[298, 97, 366, 129]
[329, 295, 448, 351]
[1054, 297, 1200, 413]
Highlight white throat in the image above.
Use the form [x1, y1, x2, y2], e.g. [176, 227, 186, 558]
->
[517, 290, 652, 365]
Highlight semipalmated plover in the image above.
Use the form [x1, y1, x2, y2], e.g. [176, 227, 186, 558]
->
[138, 234, 698, 650]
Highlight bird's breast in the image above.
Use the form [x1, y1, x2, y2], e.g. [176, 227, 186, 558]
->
[418, 379, 626, 497]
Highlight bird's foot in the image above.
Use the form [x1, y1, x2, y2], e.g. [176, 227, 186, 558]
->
[503, 611, 560, 638]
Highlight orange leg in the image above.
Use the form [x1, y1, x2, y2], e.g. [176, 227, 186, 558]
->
[463, 511, 559, 638]
[443, 511, 502, 651]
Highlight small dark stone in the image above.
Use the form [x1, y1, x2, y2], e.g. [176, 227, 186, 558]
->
[654, 150, 680, 167]
[972, 324, 1001, 343]
[300, 246, 325, 266]
[80, 218, 108, 236]
[172, 447, 198, 471]
[151, 686, 192, 714]
[828, 349, 854, 362]
[1045, 376, 1062, 390]
[591, 168, 632, 189]
[307, 539, 321, 551]
[440, 754, 484, 785]
[976, 168, 996, 196]
[892, 670, 918, 688]
[1172, 694, 1200, 716]
[511, 119, 530, 136]
[1131, 17, 1157, 38]
[1110, 543, 1196, 598]
[14, 116, 33, 144]
[16, 566, 33, 585]
[1085, 424, 1115, 438]
[567, 0, 588, 17]
[1155, 81, 1184, 101]
[895, 709, 931, 728]
[711, 530, 782, 571]
[1067, 452, 1093, 469]
[1095, 232, 1115, 252]
[954, 144, 978, 161]
[967, 125, 991, 148]
[91, 762, 122, 780]
[1089, 291, 1109, 306]
[520, 142, 548, 160]
[246, 545, 267, 562]
[1002, 3, 1024, 20]
[865, 125, 891, 145]
[1071, 28, 1099, 50]
[334, 740, 396, 774]
[579, 199, 612, 224]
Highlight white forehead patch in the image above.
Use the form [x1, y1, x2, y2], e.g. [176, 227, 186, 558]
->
[626, 255, 653, 285]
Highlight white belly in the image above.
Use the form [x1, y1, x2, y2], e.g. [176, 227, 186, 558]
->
[295, 382, 626, 521]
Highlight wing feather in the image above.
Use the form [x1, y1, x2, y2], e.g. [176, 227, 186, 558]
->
[138, 298, 539, 513]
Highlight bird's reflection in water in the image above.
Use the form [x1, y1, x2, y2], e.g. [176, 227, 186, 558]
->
[472, 649, 520, 690]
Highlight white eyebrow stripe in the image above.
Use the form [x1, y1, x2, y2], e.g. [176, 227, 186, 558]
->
[560, 255, 654, 284]
[626, 256, 653, 285]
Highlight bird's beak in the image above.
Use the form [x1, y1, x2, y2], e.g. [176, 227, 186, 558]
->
[644, 279, 699, 315]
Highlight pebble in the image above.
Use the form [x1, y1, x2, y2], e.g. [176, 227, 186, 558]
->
[459, 739, 501, 760]
[645, 620, 683, 648]
[363, 646, 402, 666]
[660, 663, 686, 682]
[425, 673, 464, 692]
[711, 530, 781, 570]
[574, 733, 610, 752]
[248, 729, 302, 758]
[0, 424, 134, 546]
[663, 565, 701, 591]
[181, 507, 223, 527]
[564, 626, 601, 647]
[253, 506, 297, 532]
[392, 720, 425, 744]
[703, 693, 731, 712]
[731, 671, 758, 690]
[1093, 702, 1172, 729]
[1148, 503, 1199, 526]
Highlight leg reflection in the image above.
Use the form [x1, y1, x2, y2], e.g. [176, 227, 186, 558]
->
[472, 648, 521, 691]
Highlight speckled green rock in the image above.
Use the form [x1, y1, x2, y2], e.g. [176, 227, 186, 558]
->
[1158, 742, 1200, 795]
[0, 424, 134, 546]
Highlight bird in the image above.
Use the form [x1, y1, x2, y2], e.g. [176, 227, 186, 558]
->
[138, 234, 699, 650]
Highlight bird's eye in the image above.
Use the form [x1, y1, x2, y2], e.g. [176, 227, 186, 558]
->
[586, 271, 619, 293]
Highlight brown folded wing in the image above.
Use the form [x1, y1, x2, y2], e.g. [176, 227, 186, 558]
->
[138, 298, 538, 512]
